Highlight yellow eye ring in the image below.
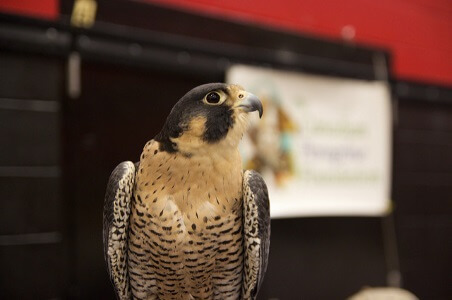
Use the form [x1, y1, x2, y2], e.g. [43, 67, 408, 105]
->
[203, 91, 226, 105]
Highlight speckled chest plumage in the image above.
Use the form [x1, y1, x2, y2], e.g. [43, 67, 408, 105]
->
[128, 140, 244, 300]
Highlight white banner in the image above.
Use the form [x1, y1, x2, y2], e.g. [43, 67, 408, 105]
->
[227, 65, 392, 218]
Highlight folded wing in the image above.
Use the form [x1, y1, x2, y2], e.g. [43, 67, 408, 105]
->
[103, 161, 136, 300]
[242, 170, 271, 300]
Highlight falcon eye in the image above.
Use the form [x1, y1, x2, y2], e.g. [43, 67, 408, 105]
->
[203, 90, 227, 106]
[205, 92, 221, 104]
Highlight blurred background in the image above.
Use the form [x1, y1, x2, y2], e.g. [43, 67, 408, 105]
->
[0, 0, 451, 299]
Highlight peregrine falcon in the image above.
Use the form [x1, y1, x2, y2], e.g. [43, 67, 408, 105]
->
[103, 83, 271, 300]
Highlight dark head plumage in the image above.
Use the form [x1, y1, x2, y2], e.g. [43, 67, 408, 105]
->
[155, 83, 262, 155]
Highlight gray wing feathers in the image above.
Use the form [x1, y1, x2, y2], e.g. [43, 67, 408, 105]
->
[242, 170, 271, 300]
[103, 161, 136, 300]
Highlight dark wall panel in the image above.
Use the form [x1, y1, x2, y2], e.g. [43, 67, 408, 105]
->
[0, 244, 68, 299]
[0, 177, 60, 234]
[397, 101, 452, 131]
[0, 110, 59, 166]
[393, 184, 452, 215]
[0, 51, 60, 100]
[393, 99, 452, 299]
[261, 218, 386, 299]
[0, 50, 67, 298]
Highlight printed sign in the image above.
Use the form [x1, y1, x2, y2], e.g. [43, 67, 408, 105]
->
[227, 65, 392, 217]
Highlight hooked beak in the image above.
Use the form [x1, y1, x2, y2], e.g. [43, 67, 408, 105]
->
[238, 93, 263, 118]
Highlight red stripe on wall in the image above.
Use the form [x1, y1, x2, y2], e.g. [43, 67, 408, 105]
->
[1, 0, 450, 86]
[0, 0, 58, 20]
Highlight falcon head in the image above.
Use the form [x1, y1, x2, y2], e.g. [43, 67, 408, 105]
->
[155, 83, 262, 156]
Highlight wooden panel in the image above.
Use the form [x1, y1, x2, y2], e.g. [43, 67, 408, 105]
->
[393, 183, 452, 215]
[397, 101, 452, 131]
[0, 109, 59, 166]
[395, 129, 452, 146]
[0, 50, 67, 298]
[395, 215, 452, 298]
[0, 51, 61, 100]
[0, 177, 60, 234]
[393, 99, 452, 299]
[394, 143, 452, 172]
[262, 218, 386, 299]
[0, 244, 67, 299]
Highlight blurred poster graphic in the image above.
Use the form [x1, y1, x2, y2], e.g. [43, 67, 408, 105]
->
[227, 65, 392, 218]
